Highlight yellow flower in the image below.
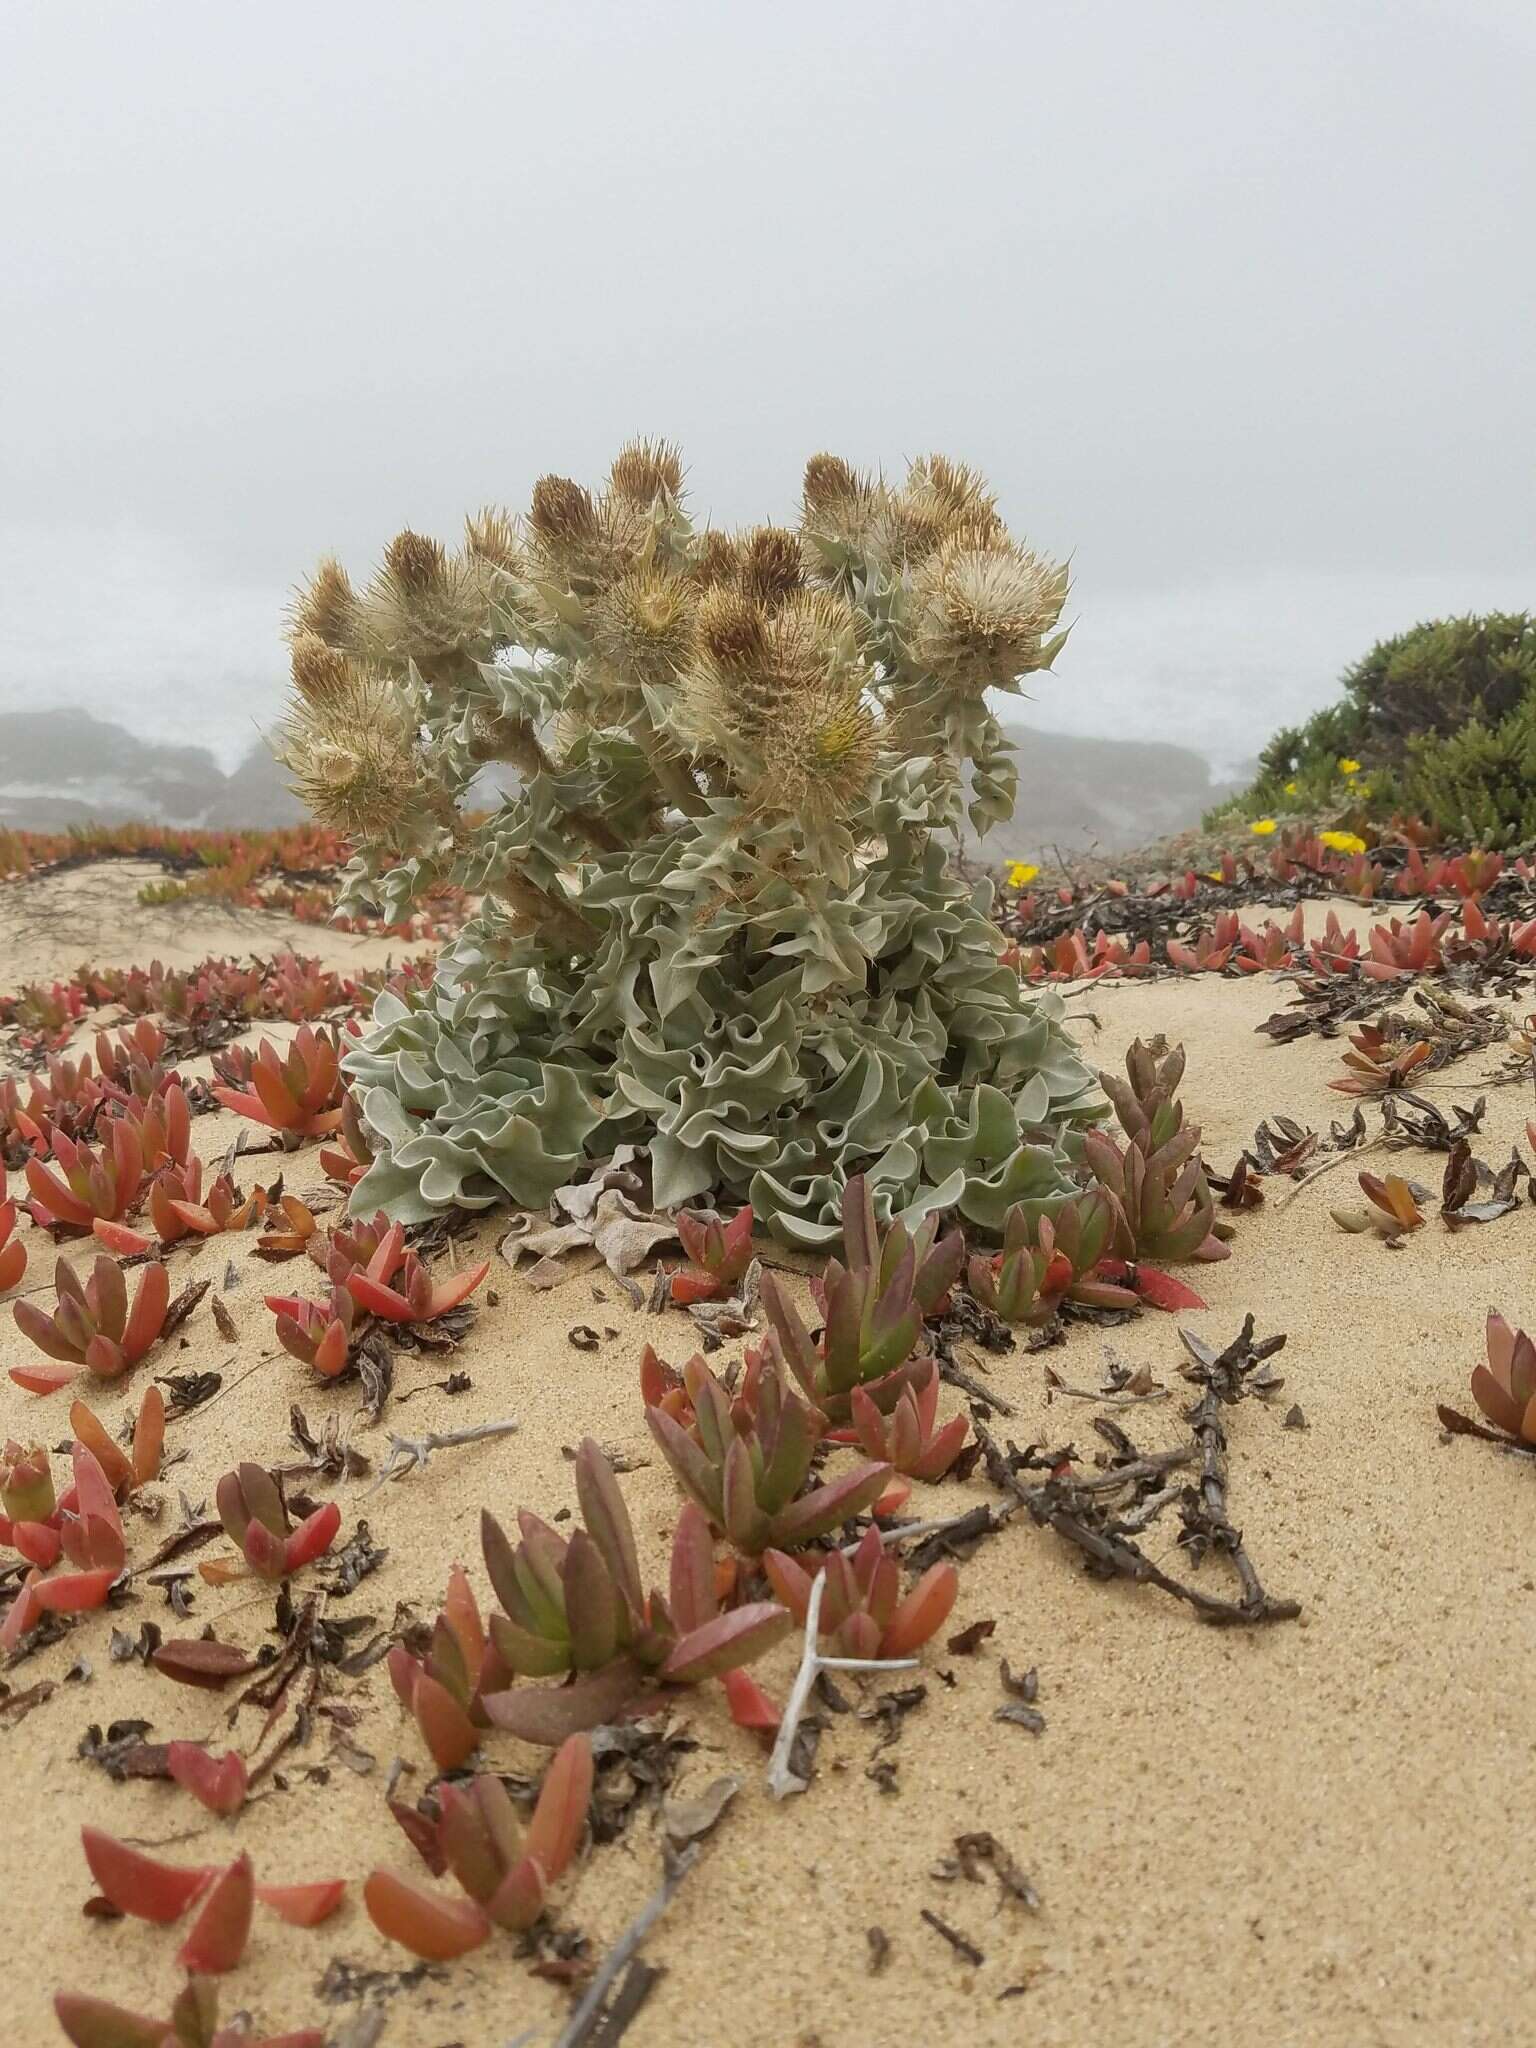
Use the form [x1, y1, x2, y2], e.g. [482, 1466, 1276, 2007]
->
[1250, 818, 1277, 836]
[1354, 781, 1372, 799]
[1339, 758, 1361, 776]
[1283, 780, 1297, 796]
[1007, 861, 1039, 888]
[1205, 869, 1223, 882]
[1319, 830, 1367, 856]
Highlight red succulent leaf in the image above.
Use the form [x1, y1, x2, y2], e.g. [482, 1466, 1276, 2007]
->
[721, 1666, 781, 1730]
[521, 1733, 594, 1884]
[53, 1991, 170, 2048]
[176, 1853, 254, 1973]
[167, 1743, 248, 1817]
[81, 1827, 209, 1923]
[661, 1600, 792, 1682]
[255, 1878, 346, 1926]
[363, 1870, 493, 1960]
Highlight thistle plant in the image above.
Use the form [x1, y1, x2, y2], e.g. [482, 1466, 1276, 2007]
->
[282, 446, 1099, 1243]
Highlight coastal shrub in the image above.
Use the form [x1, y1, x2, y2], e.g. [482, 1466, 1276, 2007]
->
[276, 444, 1102, 1243]
[1227, 612, 1536, 830]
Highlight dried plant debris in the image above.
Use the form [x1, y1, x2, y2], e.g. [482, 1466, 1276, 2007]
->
[971, 1318, 1299, 1627]
[934, 1831, 1041, 1912]
[78, 1718, 172, 1780]
[1380, 1092, 1487, 1151]
[1440, 1140, 1524, 1225]
[588, 1716, 699, 1845]
[994, 1661, 1045, 1734]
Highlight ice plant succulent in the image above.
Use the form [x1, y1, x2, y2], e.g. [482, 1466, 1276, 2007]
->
[670, 1202, 754, 1303]
[646, 1350, 891, 1556]
[208, 1462, 342, 1582]
[479, 1440, 791, 1742]
[211, 1025, 345, 1138]
[1083, 1040, 1227, 1263]
[1470, 1311, 1536, 1445]
[764, 1527, 959, 1660]
[69, 1386, 164, 1494]
[25, 1122, 146, 1232]
[834, 1363, 970, 1482]
[147, 1157, 262, 1244]
[388, 1563, 496, 1770]
[266, 1281, 356, 1378]
[966, 1184, 1136, 1324]
[365, 1733, 593, 1960]
[0, 1197, 25, 1292]
[760, 1174, 962, 1421]
[11, 1255, 171, 1387]
[56, 1976, 325, 2048]
[343, 1238, 491, 1324]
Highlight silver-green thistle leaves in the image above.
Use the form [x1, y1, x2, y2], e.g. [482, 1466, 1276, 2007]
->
[286, 443, 1102, 1243]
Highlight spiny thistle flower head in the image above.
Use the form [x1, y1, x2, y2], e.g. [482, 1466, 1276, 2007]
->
[528, 475, 646, 594]
[686, 587, 866, 745]
[902, 453, 1003, 539]
[591, 563, 699, 688]
[462, 507, 525, 578]
[736, 526, 804, 611]
[908, 529, 1068, 695]
[753, 675, 880, 824]
[276, 673, 419, 840]
[691, 529, 742, 589]
[289, 632, 356, 706]
[287, 556, 360, 652]
[607, 437, 685, 507]
[354, 529, 498, 682]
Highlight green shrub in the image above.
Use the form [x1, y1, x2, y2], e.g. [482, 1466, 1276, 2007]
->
[1229, 612, 1536, 829]
[1403, 700, 1536, 845]
[276, 445, 1102, 1245]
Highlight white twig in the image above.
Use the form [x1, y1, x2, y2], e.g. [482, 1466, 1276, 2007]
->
[548, 1845, 699, 2048]
[367, 1416, 519, 1491]
[765, 1570, 918, 1800]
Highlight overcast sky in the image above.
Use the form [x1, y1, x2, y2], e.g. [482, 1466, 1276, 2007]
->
[3, 0, 1532, 773]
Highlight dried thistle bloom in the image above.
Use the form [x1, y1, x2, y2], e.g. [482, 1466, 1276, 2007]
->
[736, 526, 803, 611]
[276, 674, 419, 839]
[690, 528, 742, 589]
[908, 529, 1068, 695]
[802, 452, 865, 520]
[753, 677, 879, 824]
[288, 632, 355, 706]
[684, 588, 865, 749]
[607, 436, 684, 506]
[462, 506, 525, 578]
[903, 453, 1003, 538]
[527, 475, 646, 593]
[799, 453, 893, 575]
[591, 564, 698, 687]
[356, 529, 497, 682]
[287, 556, 359, 651]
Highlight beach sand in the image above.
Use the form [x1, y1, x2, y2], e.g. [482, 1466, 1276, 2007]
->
[2, 867, 1531, 2048]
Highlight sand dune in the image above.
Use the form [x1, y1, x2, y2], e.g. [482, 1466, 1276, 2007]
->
[1, 868, 1530, 2048]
